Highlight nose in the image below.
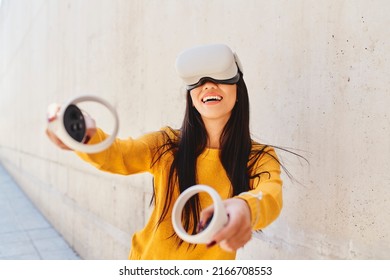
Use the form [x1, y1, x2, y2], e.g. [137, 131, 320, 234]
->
[202, 81, 217, 90]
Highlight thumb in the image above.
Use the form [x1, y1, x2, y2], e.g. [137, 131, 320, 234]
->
[47, 103, 61, 122]
[198, 205, 215, 233]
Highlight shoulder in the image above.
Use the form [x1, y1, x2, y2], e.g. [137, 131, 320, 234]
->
[148, 126, 180, 147]
[135, 126, 179, 144]
[159, 126, 180, 141]
[134, 127, 180, 161]
[249, 141, 280, 167]
[250, 140, 267, 152]
[250, 140, 275, 157]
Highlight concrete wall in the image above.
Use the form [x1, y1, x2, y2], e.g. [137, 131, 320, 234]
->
[1, 0, 389, 259]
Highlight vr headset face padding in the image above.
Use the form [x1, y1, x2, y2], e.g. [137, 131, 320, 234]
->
[175, 44, 243, 89]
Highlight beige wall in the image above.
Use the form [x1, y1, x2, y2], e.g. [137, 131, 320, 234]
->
[1, 0, 389, 259]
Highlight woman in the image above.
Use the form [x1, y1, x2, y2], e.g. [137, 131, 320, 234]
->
[46, 44, 283, 259]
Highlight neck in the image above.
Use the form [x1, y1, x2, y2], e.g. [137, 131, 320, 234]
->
[202, 117, 229, 149]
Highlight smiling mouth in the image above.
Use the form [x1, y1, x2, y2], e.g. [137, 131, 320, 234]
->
[202, 96, 223, 103]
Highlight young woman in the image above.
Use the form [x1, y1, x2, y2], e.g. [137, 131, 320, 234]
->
[46, 44, 283, 260]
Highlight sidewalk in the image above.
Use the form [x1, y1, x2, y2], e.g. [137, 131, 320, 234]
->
[0, 164, 80, 260]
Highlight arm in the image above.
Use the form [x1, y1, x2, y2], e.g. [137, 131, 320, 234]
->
[236, 147, 283, 230]
[75, 128, 162, 175]
[200, 147, 283, 251]
[46, 103, 161, 175]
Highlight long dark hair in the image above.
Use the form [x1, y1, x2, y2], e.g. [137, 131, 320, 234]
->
[151, 72, 273, 246]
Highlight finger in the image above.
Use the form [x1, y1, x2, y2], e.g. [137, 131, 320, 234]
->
[47, 103, 61, 122]
[211, 214, 241, 244]
[84, 115, 96, 130]
[76, 113, 96, 143]
[208, 204, 251, 249]
[84, 116, 97, 141]
[197, 205, 215, 233]
[45, 129, 72, 150]
[219, 229, 252, 252]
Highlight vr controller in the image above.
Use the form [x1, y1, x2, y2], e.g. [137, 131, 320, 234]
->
[47, 95, 119, 153]
[172, 184, 228, 244]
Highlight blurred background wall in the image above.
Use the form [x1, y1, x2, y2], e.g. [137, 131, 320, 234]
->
[1, 0, 389, 259]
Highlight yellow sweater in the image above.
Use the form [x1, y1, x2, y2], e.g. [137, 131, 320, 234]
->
[76, 127, 283, 260]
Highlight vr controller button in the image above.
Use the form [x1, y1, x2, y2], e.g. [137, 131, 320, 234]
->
[63, 104, 86, 143]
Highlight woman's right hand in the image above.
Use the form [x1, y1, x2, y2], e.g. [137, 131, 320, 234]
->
[45, 103, 97, 150]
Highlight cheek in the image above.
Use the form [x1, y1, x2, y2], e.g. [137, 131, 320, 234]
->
[190, 91, 201, 106]
[222, 85, 237, 105]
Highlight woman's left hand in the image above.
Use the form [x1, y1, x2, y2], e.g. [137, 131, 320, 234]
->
[199, 198, 252, 252]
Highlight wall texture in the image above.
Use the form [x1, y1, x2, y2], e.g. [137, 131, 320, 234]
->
[1, 0, 389, 259]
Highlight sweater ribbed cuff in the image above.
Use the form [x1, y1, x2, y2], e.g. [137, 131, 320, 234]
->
[236, 192, 263, 229]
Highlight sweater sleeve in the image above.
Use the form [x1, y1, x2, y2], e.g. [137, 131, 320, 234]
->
[75, 128, 164, 175]
[236, 147, 283, 230]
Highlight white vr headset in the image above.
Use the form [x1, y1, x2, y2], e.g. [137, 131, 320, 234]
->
[175, 44, 243, 91]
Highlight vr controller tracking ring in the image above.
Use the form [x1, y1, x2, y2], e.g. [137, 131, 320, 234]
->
[48, 95, 119, 153]
[172, 184, 228, 244]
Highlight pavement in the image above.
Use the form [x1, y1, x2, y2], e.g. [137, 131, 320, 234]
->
[0, 164, 81, 260]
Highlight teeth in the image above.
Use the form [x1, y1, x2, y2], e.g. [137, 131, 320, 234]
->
[202, 96, 222, 103]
